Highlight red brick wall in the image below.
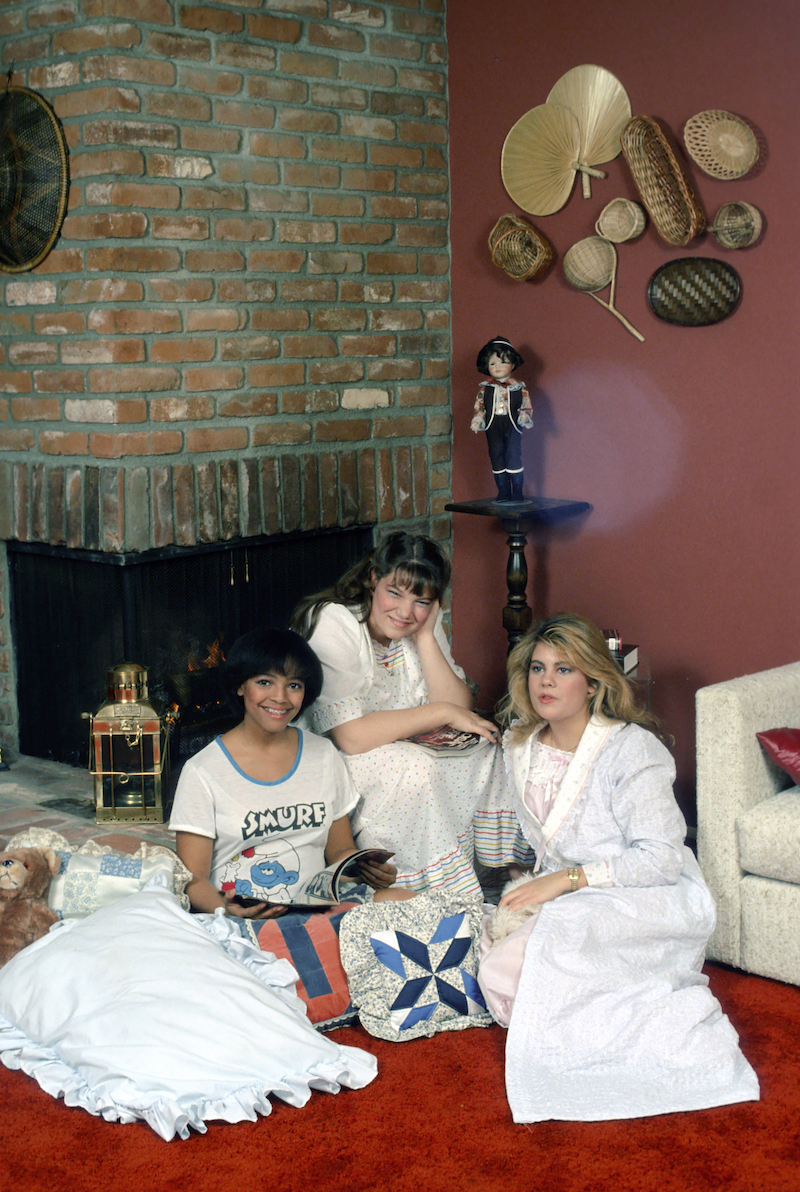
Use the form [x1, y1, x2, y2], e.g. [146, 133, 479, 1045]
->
[0, 0, 451, 752]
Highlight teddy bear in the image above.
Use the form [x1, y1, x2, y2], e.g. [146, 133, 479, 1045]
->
[0, 846, 60, 967]
[485, 873, 542, 946]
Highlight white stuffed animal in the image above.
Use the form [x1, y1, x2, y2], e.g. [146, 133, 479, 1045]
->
[485, 873, 542, 946]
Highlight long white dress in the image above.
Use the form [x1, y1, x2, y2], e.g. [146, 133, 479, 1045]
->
[304, 602, 506, 896]
[491, 716, 760, 1122]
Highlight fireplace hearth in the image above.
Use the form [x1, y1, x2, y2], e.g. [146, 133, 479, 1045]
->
[8, 526, 372, 775]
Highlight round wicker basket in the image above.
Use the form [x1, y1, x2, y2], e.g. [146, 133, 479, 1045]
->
[683, 111, 758, 180]
[595, 197, 646, 243]
[711, 201, 762, 249]
[488, 213, 553, 281]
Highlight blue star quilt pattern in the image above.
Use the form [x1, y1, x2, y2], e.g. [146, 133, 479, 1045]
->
[338, 892, 492, 1041]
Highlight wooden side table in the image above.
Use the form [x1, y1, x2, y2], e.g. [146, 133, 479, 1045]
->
[446, 496, 591, 650]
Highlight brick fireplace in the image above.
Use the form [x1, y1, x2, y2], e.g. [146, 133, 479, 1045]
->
[0, 0, 453, 759]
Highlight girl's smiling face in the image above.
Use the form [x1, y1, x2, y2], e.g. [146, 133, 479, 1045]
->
[238, 671, 305, 734]
[367, 571, 434, 645]
[528, 643, 595, 737]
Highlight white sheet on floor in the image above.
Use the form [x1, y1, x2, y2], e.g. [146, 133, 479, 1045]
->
[0, 878, 377, 1140]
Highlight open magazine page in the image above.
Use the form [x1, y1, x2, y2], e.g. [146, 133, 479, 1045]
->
[282, 848, 395, 907]
[403, 725, 491, 756]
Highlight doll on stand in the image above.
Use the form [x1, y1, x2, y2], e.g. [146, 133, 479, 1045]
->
[470, 335, 533, 502]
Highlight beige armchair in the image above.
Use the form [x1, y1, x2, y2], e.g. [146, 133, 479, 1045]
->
[696, 662, 800, 986]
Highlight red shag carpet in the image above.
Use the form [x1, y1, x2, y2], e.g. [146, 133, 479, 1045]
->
[0, 963, 798, 1192]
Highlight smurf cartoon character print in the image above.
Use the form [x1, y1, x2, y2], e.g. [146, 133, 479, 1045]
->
[221, 841, 302, 904]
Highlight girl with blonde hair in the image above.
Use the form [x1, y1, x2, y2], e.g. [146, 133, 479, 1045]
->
[478, 612, 758, 1124]
[498, 611, 668, 745]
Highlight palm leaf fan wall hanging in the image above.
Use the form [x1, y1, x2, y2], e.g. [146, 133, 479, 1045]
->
[0, 82, 70, 273]
[501, 103, 589, 216]
[546, 65, 631, 198]
[501, 65, 631, 215]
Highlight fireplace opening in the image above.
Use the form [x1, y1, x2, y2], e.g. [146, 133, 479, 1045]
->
[8, 526, 373, 778]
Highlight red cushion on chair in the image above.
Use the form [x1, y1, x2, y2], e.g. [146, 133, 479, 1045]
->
[756, 728, 800, 785]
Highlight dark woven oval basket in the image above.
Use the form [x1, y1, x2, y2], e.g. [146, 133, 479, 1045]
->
[647, 258, 741, 326]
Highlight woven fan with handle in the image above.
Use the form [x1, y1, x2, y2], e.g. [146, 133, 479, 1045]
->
[563, 237, 644, 342]
[0, 81, 69, 273]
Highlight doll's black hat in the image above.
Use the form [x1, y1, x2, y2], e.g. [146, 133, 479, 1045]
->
[476, 335, 524, 375]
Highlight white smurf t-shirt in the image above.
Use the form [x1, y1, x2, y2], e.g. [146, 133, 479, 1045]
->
[169, 729, 359, 902]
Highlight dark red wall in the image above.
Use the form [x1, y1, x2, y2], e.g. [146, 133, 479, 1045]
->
[446, 0, 800, 815]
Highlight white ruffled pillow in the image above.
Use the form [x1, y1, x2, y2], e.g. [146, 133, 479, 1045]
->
[0, 880, 377, 1139]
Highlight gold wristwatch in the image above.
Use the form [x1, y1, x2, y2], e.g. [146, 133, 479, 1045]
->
[567, 867, 581, 892]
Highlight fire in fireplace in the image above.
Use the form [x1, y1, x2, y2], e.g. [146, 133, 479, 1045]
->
[8, 526, 372, 774]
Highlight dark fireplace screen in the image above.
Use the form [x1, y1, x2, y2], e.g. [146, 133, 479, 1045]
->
[8, 527, 372, 782]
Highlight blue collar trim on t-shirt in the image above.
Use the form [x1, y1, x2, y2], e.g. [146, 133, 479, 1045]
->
[214, 729, 304, 785]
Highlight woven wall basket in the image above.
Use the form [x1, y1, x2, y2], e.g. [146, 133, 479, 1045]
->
[684, 110, 758, 180]
[0, 85, 70, 273]
[595, 197, 646, 243]
[711, 201, 762, 249]
[620, 115, 706, 247]
[488, 213, 553, 281]
[647, 258, 741, 326]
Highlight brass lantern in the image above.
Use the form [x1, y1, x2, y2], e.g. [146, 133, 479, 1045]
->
[84, 663, 175, 824]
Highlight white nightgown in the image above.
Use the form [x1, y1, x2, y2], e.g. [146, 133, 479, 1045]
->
[303, 602, 506, 896]
[483, 716, 760, 1122]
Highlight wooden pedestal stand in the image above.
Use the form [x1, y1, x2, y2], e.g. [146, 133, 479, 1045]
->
[445, 497, 591, 650]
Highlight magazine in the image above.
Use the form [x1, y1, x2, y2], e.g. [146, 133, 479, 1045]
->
[403, 725, 491, 756]
[229, 847, 396, 909]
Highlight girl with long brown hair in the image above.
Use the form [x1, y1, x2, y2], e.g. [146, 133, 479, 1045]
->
[292, 530, 504, 896]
